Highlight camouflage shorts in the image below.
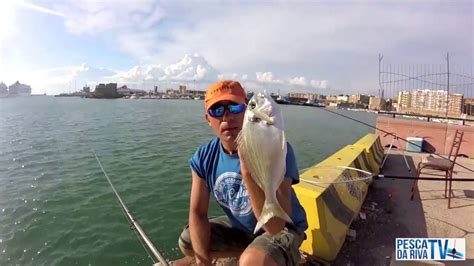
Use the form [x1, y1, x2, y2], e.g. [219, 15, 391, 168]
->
[178, 216, 305, 266]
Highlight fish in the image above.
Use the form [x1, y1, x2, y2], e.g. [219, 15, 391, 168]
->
[237, 92, 293, 234]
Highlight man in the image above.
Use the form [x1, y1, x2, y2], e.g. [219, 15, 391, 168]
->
[178, 80, 307, 266]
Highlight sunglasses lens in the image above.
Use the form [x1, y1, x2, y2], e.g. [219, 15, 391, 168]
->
[208, 103, 245, 117]
[228, 104, 245, 114]
[209, 105, 225, 117]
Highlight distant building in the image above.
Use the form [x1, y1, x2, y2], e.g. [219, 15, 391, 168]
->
[397, 89, 463, 115]
[463, 98, 474, 116]
[286, 92, 320, 105]
[186, 89, 206, 97]
[369, 96, 383, 110]
[83, 85, 90, 93]
[326, 95, 338, 102]
[0, 82, 7, 97]
[410, 90, 425, 111]
[117, 85, 131, 96]
[336, 95, 349, 103]
[288, 92, 317, 100]
[116, 85, 146, 96]
[398, 91, 412, 111]
[94, 83, 121, 98]
[448, 93, 463, 115]
[349, 94, 369, 105]
[179, 85, 187, 95]
[8, 81, 32, 96]
[166, 89, 179, 96]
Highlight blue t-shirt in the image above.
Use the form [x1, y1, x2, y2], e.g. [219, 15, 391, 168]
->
[189, 137, 308, 234]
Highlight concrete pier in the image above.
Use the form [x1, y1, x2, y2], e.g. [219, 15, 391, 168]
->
[331, 150, 474, 265]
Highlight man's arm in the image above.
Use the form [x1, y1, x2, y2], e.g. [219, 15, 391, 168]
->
[189, 170, 211, 265]
[239, 156, 293, 235]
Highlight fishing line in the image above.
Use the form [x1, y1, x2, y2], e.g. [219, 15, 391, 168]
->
[310, 107, 473, 172]
[299, 166, 374, 185]
[92, 148, 169, 266]
[299, 166, 474, 187]
[301, 175, 474, 185]
[375, 175, 474, 182]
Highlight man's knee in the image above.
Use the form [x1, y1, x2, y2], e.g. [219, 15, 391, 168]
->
[179, 245, 194, 257]
[178, 226, 193, 256]
[239, 248, 277, 266]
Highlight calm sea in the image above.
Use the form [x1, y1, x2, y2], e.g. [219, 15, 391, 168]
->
[0, 97, 376, 265]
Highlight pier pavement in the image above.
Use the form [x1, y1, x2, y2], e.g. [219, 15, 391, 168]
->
[332, 150, 474, 266]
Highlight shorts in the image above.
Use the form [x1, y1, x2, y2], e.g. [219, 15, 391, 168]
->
[178, 216, 305, 266]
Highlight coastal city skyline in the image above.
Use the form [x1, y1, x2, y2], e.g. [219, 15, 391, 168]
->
[1, 1, 472, 96]
[4, 79, 472, 117]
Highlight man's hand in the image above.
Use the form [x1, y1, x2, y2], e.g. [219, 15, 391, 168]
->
[238, 151, 251, 180]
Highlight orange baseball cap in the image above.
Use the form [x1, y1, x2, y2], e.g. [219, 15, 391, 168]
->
[205, 80, 246, 110]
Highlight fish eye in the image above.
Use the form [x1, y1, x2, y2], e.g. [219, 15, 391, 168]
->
[249, 101, 256, 109]
[250, 116, 261, 122]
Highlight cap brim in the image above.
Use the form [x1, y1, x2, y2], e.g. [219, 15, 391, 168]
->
[206, 95, 246, 110]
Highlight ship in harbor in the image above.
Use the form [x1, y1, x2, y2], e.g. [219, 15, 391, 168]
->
[0, 82, 8, 98]
[0, 81, 32, 97]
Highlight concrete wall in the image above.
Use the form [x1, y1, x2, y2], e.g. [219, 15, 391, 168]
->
[294, 134, 384, 261]
[376, 116, 474, 158]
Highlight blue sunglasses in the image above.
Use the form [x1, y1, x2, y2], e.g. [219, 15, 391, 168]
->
[208, 103, 246, 118]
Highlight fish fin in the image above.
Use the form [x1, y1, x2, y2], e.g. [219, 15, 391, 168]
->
[236, 129, 249, 167]
[254, 200, 293, 234]
[281, 131, 286, 151]
[236, 127, 246, 155]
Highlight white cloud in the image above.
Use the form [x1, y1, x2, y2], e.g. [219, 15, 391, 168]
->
[50, 0, 167, 67]
[115, 66, 147, 82]
[3, 1, 471, 95]
[55, 0, 163, 35]
[22, 54, 217, 95]
[310, 79, 329, 89]
[195, 65, 208, 80]
[289, 77, 307, 86]
[114, 54, 219, 85]
[13, 1, 471, 93]
[19, 53, 332, 95]
[162, 54, 219, 81]
[142, 2, 471, 91]
[217, 73, 239, 80]
[256, 72, 283, 84]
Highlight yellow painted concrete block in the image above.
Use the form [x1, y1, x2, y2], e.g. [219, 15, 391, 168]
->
[295, 134, 382, 261]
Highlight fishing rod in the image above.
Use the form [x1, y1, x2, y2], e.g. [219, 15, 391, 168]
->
[92, 149, 169, 266]
[312, 106, 473, 172]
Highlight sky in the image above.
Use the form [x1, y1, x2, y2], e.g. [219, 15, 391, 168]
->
[0, 0, 472, 95]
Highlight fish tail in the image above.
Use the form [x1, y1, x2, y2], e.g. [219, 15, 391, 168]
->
[254, 200, 293, 234]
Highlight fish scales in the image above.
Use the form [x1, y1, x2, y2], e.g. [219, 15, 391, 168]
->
[237, 92, 293, 233]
